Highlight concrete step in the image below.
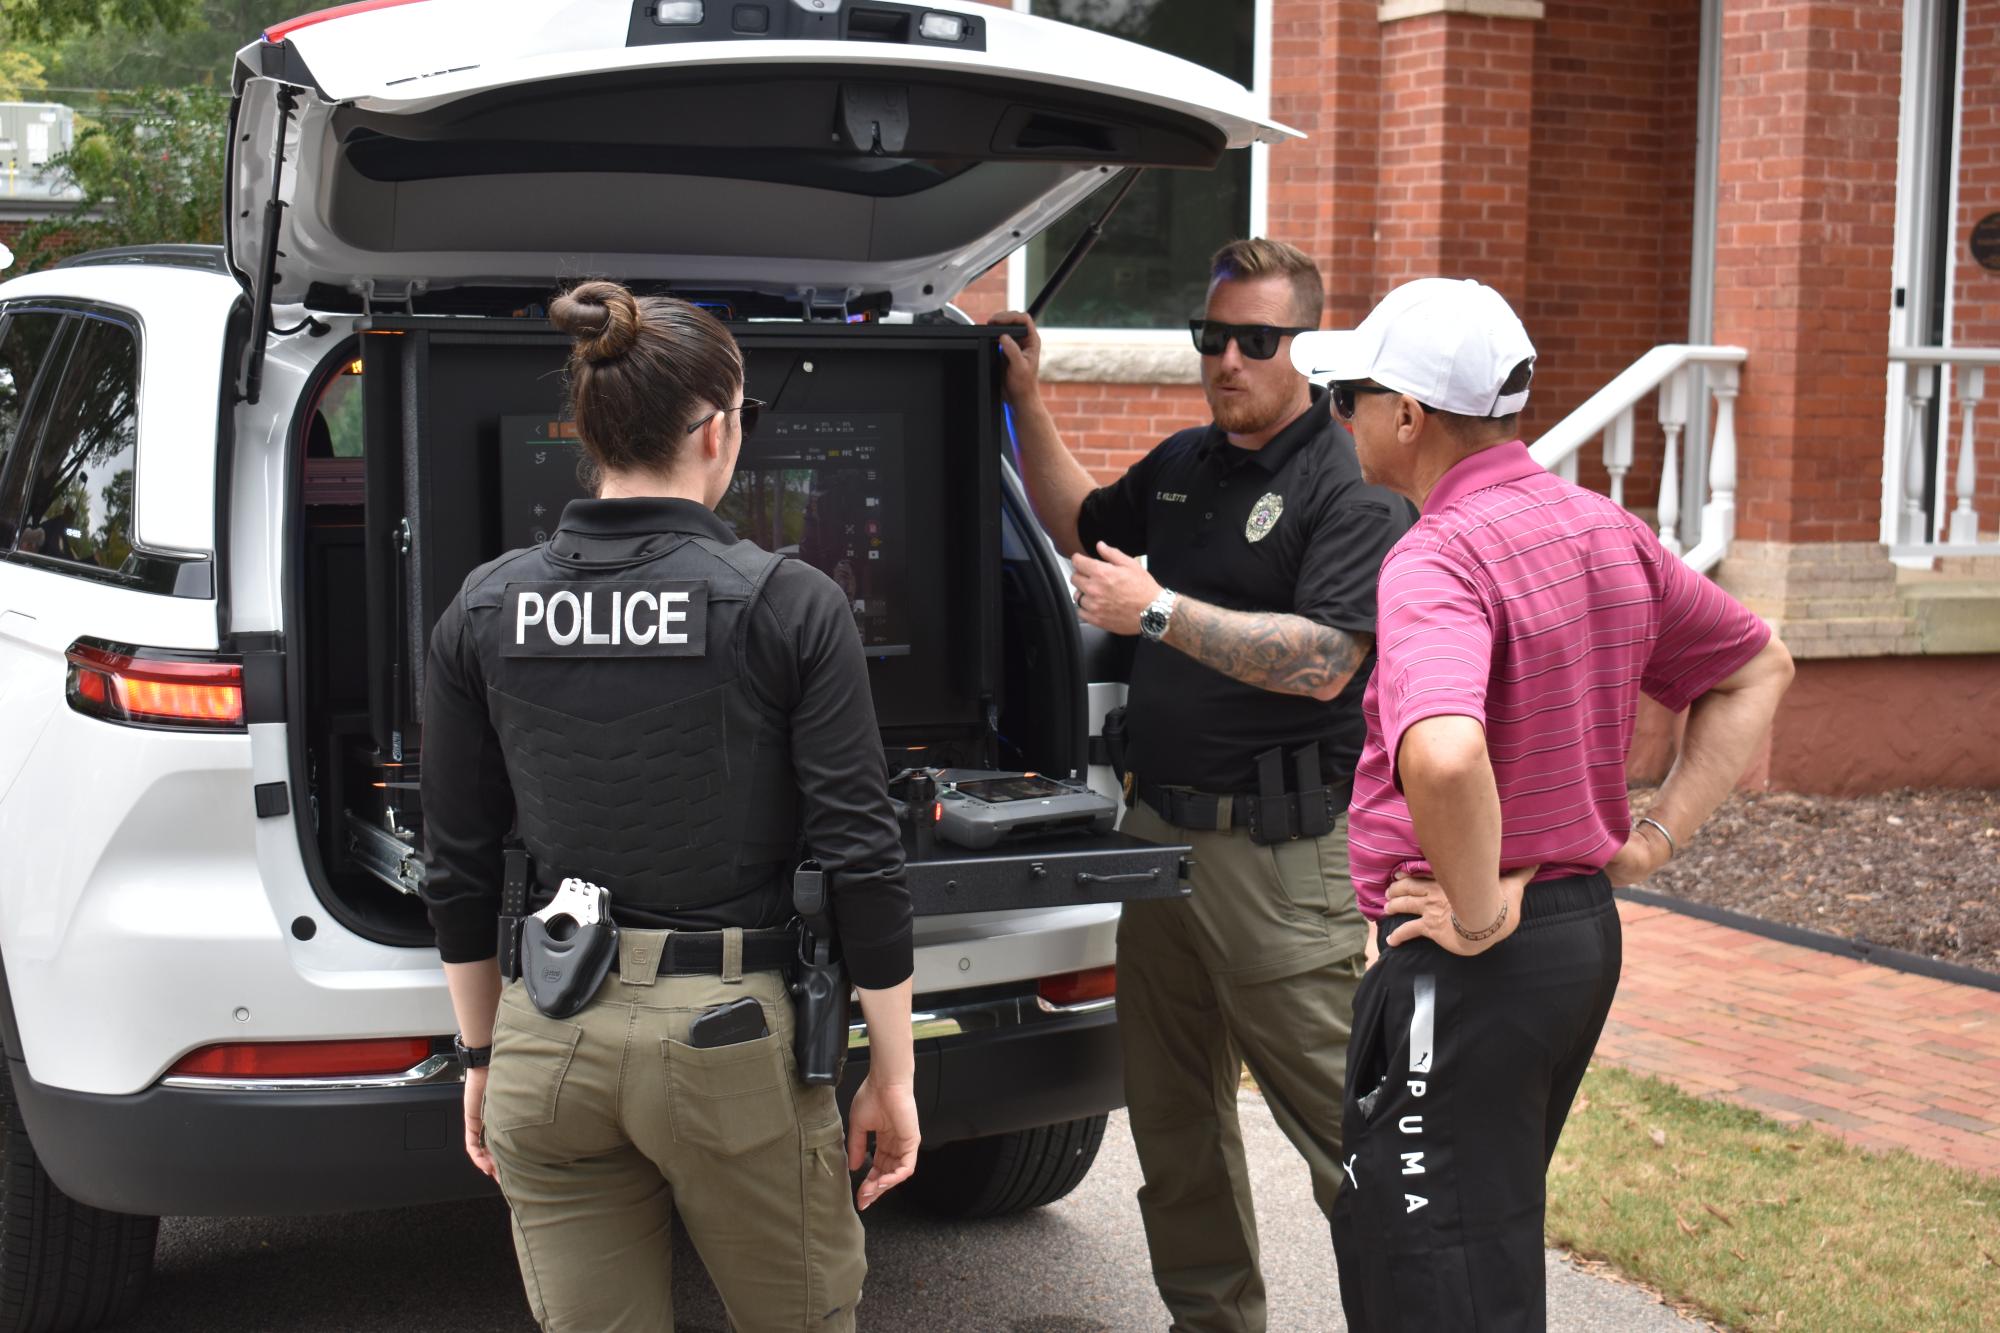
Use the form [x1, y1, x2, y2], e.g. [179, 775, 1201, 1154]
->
[1776, 616, 1921, 659]
[1899, 579, 2000, 653]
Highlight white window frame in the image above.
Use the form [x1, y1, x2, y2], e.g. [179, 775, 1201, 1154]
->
[1005, 0, 1274, 349]
[1883, 0, 1967, 556]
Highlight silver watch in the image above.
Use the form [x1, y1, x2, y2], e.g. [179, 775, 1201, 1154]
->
[1139, 589, 1179, 642]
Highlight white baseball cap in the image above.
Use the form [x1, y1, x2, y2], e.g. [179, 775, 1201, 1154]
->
[1290, 278, 1536, 417]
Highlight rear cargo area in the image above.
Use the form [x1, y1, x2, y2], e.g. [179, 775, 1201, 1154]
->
[287, 314, 1177, 944]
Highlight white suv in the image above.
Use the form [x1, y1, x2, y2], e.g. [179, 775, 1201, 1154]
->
[0, 3, 1287, 1327]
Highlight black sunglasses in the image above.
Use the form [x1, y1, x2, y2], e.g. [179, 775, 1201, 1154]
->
[685, 397, 767, 436]
[1330, 381, 1402, 421]
[1188, 319, 1315, 361]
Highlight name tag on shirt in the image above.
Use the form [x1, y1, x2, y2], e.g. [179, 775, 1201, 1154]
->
[501, 582, 709, 658]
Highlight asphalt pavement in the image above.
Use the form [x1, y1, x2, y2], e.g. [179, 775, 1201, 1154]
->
[127, 1095, 1704, 1331]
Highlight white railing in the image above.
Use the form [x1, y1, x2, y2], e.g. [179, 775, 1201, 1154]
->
[1886, 347, 2000, 559]
[1529, 345, 1748, 574]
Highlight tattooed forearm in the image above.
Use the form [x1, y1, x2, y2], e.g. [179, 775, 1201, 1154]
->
[1161, 597, 1371, 700]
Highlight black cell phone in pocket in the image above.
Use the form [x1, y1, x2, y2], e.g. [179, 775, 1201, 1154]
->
[686, 997, 771, 1049]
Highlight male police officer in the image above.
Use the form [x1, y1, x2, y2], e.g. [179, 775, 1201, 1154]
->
[425, 284, 917, 1332]
[993, 240, 1412, 1331]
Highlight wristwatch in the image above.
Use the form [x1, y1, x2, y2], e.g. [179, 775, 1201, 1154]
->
[453, 1034, 492, 1070]
[1139, 589, 1179, 642]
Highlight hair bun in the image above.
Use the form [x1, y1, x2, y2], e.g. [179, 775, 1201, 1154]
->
[551, 280, 641, 364]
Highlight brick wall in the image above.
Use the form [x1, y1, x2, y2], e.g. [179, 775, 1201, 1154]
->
[1951, 0, 2000, 539]
[1526, 0, 1701, 505]
[1375, 13, 1537, 303]
[1269, 0, 1382, 330]
[1040, 382, 1208, 480]
[1713, 0, 1904, 546]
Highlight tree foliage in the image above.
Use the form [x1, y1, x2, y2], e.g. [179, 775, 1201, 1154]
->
[10, 86, 228, 272]
[0, 0, 200, 44]
[28, 1, 300, 92]
[0, 48, 49, 101]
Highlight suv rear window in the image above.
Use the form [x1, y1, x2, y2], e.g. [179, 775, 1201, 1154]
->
[16, 317, 139, 574]
[0, 310, 66, 546]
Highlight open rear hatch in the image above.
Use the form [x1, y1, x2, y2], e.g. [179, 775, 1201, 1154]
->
[244, 0, 1297, 936]
[230, 0, 1294, 318]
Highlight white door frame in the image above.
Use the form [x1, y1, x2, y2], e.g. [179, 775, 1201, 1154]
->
[1884, 0, 1965, 554]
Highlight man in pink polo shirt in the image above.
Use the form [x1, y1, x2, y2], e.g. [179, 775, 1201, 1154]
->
[1290, 279, 1795, 1331]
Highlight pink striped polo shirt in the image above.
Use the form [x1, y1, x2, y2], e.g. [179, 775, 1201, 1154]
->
[1345, 441, 1771, 917]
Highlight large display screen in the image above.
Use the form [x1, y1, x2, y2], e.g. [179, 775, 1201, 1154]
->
[716, 413, 908, 656]
[496, 411, 910, 656]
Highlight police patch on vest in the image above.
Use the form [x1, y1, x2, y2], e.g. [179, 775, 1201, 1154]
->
[1246, 492, 1284, 543]
[502, 582, 709, 658]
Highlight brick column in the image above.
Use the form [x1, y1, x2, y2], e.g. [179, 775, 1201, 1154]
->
[1374, 1, 1542, 307]
[1710, 0, 1915, 664]
[1268, 0, 1382, 327]
[1712, 0, 1904, 552]
[1694, 1, 2000, 794]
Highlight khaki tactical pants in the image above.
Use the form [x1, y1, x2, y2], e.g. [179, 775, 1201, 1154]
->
[484, 931, 865, 1333]
[1118, 800, 1368, 1333]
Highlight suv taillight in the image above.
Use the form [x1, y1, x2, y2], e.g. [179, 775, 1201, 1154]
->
[66, 642, 244, 730]
[169, 1038, 436, 1080]
[1037, 966, 1116, 1008]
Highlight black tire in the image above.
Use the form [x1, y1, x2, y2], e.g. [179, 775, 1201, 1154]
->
[905, 1114, 1108, 1219]
[0, 1065, 157, 1332]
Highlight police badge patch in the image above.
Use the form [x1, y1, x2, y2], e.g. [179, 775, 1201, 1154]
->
[1245, 492, 1284, 543]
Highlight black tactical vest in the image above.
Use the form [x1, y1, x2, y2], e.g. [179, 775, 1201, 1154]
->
[453, 520, 799, 914]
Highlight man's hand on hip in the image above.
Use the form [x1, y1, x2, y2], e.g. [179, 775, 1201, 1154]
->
[1382, 865, 1538, 957]
[1604, 820, 1674, 888]
[1071, 542, 1160, 637]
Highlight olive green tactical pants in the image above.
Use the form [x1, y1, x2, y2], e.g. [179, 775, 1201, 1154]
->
[484, 930, 865, 1333]
[1118, 801, 1368, 1333]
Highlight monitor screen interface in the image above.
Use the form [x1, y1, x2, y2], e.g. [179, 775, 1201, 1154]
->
[498, 411, 910, 656]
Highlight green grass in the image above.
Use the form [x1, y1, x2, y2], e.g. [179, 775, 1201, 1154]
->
[1547, 1065, 2000, 1331]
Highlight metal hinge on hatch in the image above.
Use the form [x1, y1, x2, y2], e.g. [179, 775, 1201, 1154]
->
[351, 278, 428, 323]
[797, 287, 856, 323]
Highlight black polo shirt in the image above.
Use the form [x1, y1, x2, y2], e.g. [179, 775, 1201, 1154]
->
[1076, 387, 1414, 801]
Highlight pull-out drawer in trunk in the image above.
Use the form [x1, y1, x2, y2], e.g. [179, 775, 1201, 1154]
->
[905, 830, 1191, 916]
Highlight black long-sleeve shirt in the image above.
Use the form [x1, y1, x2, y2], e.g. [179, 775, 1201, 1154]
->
[419, 498, 913, 990]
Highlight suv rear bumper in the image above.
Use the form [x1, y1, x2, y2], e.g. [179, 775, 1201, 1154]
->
[848, 994, 1123, 1145]
[7, 1055, 493, 1217]
[7, 995, 1122, 1217]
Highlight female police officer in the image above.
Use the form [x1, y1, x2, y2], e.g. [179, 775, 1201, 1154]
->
[421, 281, 919, 1333]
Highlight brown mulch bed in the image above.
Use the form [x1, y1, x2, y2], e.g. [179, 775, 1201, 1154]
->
[1633, 788, 2000, 977]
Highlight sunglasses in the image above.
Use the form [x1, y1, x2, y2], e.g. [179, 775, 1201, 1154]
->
[1188, 319, 1315, 361]
[685, 397, 767, 436]
[1330, 381, 1402, 421]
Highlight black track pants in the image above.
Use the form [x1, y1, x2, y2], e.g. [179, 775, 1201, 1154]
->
[1330, 874, 1622, 1332]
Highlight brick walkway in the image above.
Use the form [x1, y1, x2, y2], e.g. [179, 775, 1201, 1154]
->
[1594, 901, 2000, 1175]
